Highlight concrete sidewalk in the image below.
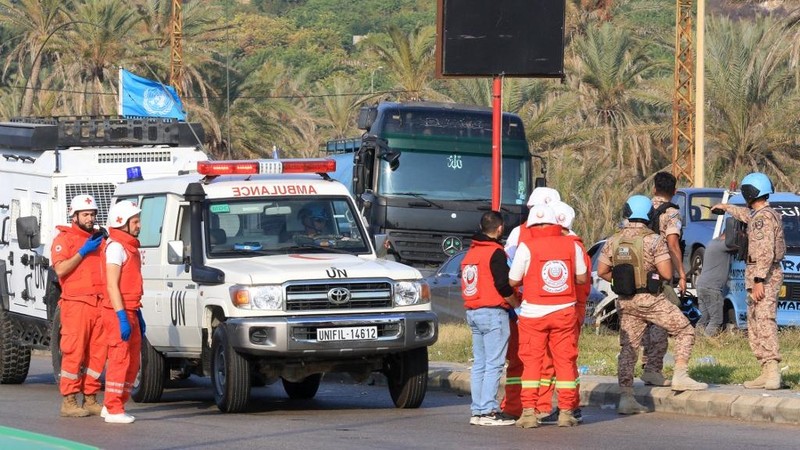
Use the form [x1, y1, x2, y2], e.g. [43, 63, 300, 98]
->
[426, 362, 800, 425]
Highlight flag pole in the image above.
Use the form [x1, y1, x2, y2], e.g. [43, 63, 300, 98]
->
[118, 67, 123, 117]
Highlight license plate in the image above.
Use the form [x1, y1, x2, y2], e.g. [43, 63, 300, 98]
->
[780, 285, 787, 298]
[317, 326, 378, 342]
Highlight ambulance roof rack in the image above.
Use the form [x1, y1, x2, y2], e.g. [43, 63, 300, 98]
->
[0, 116, 205, 151]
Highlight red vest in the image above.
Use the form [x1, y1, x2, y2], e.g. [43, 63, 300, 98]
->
[461, 239, 508, 310]
[104, 228, 143, 310]
[522, 227, 577, 305]
[568, 234, 591, 305]
[51, 224, 106, 305]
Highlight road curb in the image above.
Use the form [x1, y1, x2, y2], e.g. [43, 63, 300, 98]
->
[426, 363, 800, 425]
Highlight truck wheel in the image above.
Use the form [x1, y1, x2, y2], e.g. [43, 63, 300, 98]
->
[689, 247, 705, 288]
[0, 308, 31, 384]
[132, 336, 166, 403]
[384, 347, 428, 408]
[50, 306, 62, 384]
[211, 326, 251, 413]
[281, 373, 322, 399]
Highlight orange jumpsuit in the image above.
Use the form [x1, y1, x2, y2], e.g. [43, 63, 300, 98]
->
[102, 229, 143, 415]
[536, 234, 591, 413]
[515, 226, 580, 411]
[51, 224, 107, 397]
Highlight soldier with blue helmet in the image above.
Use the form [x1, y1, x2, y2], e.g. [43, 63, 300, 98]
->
[597, 195, 707, 415]
[712, 172, 786, 390]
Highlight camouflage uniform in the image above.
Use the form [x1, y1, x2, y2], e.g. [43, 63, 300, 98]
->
[640, 195, 681, 373]
[599, 222, 695, 387]
[727, 205, 785, 364]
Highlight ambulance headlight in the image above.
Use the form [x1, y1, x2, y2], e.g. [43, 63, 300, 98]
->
[230, 285, 284, 310]
[393, 281, 430, 306]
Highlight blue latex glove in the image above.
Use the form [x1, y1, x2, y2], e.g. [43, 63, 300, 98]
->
[136, 309, 146, 336]
[116, 310, 131, 341]
[78, 234, 103, 258]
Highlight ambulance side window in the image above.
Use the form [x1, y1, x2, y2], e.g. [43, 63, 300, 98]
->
[177, 205, 191, 255]
[138, 195, 167, 248]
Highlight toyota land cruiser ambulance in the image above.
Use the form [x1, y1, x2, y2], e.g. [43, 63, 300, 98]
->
[0, 116, 207, 385]
[722, 192, 800, 329]
[110, 158, 437, 412]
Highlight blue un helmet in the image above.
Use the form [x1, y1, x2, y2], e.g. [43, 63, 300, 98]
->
[740, 172, 773, 204]
[622, 195, 654, 222]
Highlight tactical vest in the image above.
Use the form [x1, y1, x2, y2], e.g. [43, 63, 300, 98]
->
[609, 228, 660, 296]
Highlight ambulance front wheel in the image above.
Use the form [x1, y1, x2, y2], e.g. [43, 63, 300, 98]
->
[211, 325, 251, 413]
[384, 346, 428, 409]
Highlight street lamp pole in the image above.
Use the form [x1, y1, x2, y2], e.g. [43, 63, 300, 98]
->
[371, 66, 384, 94]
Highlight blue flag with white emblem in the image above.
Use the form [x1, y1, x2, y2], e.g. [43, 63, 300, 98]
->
[118, 68, 186, 120]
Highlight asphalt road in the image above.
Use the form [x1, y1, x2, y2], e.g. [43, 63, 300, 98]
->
[0, 355, 797, 450]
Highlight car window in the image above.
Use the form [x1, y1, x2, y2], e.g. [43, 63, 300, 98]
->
[587, 241, 605, 271]
[689, 194, 724, 221]
[440, 251, 466, 276]
[672, 192, 686, 225]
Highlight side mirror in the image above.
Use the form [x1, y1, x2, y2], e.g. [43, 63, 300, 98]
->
[534, 177, 547, 188]
[360, 190, 376, 211]
[167, 241, 189, 272]
[16, 216, 40, 250]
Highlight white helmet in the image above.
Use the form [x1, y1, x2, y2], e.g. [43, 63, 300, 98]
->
[106, 200, 141, 228]
[551, 201, 575, 230]
[526, 187, 561, 208]
[527, 204, 557, 227]
[69, 194, 98, 215]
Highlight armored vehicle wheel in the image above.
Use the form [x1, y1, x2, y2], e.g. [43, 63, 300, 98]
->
[0, 308, 31, 384]
[282, 373, 322, 399]
[384, 347, 428, 408]
[132, 336, 166, 403]
[211, 325, 251, 412]
[49, 305, 62, 384]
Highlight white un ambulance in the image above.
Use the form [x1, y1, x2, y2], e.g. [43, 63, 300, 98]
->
[109, 158, 437, 412]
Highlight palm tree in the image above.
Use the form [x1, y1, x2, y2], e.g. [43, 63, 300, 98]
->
[704, 16, 800, 190]
[0, 0, 69, 115]
[363, 25, 441, 102]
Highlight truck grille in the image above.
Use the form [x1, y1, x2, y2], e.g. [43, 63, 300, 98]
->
[387, 229, 472, 265]
[285, 281, 393, 311]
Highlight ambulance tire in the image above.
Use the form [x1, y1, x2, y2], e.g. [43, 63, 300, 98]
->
[385, 347, 428, 409]
[211, 325, 251, 413]
[281, 373, 322, 400]
[50, 306, 62, 384]
[0, 308, 31, 384]
[132, 337, 166, 403]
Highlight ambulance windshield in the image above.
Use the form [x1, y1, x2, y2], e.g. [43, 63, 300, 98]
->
[205, 197, 370, 257]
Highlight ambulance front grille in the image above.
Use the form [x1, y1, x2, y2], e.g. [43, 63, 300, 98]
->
[285, 281, 393, 311]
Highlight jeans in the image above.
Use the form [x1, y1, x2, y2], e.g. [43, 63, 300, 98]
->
[697, 287, 724, 336]
[466, 307, 511, 415]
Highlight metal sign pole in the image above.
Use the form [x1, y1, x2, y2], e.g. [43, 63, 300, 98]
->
[492, 75, 503, 212]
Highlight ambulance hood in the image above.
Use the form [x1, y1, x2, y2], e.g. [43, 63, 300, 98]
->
[207, 254, 422, 285]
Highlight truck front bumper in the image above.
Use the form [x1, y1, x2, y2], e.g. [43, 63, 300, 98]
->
[223, 312, 438, 357]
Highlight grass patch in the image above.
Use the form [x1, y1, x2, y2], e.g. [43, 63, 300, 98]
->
[430, 323, 800, 389]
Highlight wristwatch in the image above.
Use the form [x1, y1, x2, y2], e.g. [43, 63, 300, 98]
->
[753, 277, 765, 283]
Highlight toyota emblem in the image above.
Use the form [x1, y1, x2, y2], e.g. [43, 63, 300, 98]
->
[442, 236, 463, 256]
[327, 287, 351, 305]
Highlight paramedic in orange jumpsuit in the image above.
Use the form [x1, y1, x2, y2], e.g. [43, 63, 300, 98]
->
[509, 204, 587, 428]
[501, 187, 561, 419]
[51, 194, 107, 417]
[533, 201, 591, 423]
[101, 200, 143, 424]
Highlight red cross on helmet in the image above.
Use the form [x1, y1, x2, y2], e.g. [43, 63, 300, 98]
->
[69, 194, 98, 215]
[106, 200, 141, 229]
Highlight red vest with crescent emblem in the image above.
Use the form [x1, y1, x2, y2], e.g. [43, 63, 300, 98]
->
[461, 240, 508, 310]
[522, 227, 577, 305]
[51, 224, 106, 305]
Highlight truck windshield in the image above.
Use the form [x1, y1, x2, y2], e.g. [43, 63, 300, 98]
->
[773, 203, 800, 249]
[205, 197, 370, 257]
[377, 151, 530, 204]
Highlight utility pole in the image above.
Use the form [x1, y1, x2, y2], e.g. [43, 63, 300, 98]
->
[170, 0, 184, 98]
[672, 0, 695, 186]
